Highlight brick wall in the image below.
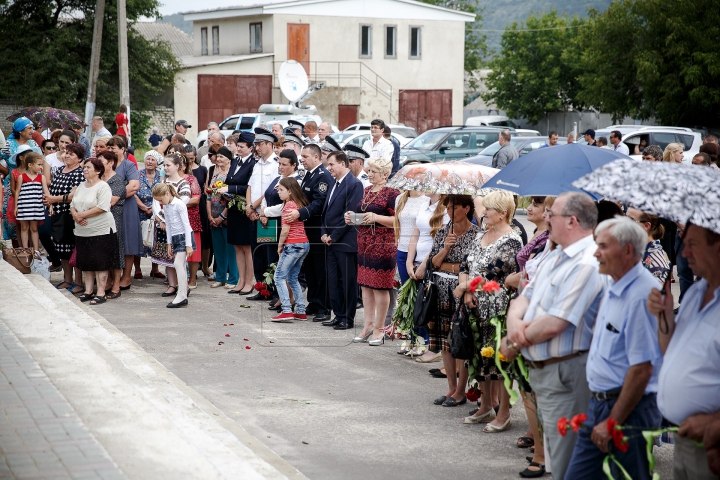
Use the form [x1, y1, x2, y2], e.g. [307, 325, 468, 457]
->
[0, 101, 23, 135]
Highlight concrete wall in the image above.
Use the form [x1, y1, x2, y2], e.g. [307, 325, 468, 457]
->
[271, 86, 360, 125]
[0, 100, 23, 136]
[193, 15, 274, 56]
[173, 57, 274, 143]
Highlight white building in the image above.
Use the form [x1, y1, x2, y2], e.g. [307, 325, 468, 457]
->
[178, 0, 473, 142]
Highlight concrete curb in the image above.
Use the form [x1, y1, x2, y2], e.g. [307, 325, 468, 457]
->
[0, 262, 306, 479]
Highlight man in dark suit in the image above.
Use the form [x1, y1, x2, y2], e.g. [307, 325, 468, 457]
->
[284, 143, 331, 320]
[320, 151, 364, 330]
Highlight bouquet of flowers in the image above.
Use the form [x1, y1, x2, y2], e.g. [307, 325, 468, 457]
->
[207, 181, 247, 213]
[383, 278, 426, 354]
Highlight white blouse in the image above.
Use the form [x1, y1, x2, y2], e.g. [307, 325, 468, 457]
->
[395, 195, 429, 252]
[414, 200, 450, 263]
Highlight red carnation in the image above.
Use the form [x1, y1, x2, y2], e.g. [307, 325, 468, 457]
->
[557, 417, 570, 437]
[469, 276, 483, 292]
[260, 289, 271, 298]
[482, 280, 502, 293]
[570, 413, 588, 433]
[466, 387, 480, 402]
[607, 418, 628, 452]
[254, 282, 264, 290]
[205, 188, 213, 195]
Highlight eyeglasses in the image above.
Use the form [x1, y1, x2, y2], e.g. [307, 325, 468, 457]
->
[44, 146, 58, 151]
[545, 210, 573, 219]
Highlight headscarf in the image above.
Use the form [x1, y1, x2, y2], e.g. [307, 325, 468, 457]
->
[144, 149, 164, 166]
[12, 117, 33, 136]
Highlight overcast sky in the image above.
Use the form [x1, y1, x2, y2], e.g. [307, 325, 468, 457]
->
[158, 0, 250, 16]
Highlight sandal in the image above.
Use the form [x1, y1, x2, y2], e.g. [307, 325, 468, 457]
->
[77, 293, 94, 302]
[106, 291, 121, 300]
[119, 284, 131, 291]
[67, 283, 84, 294]
[517, 436, 535, 448]
[55, 281, 72, 290]
[519, 462, 545, 478]
[90, 296, 106, 305]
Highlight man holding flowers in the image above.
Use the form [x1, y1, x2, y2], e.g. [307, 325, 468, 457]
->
[565, 216, 663, 479]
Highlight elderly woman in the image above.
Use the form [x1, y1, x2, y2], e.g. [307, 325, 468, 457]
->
[662, 142, 685, 163]
[45, 143, 86, 293]
[206, 147, 239, 288]
[346, 157, 400, 345]
[1, 117, 41, 240]
[97, 151, 126, 299]
[134, 150, 164, 279]
[455, 191, 522, 432]
[426, 195, 481, 406]
[626, 208, 670, 283]
[106, 136, 143, 290]
[70, 158, 116, 305]
[259, 149, 300, 302]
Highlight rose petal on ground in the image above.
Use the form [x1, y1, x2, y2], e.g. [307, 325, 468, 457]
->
[218, 341, 224, 345]
[243, 338, 249, 341]
[245, 346, 251, 349]
[229, 323, 234, 326]
[223, 324, 227, 326]
[225, 334, 230, 337]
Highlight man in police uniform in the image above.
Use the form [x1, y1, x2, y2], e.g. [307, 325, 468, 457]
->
[344, 144, 370, 188]
[282, 130, 305, 157]
[320, 136, 342, 168]
[284, 143, 331, 320]
[287, 120, 304, 138]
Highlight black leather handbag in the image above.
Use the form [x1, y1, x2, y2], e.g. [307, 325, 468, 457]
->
[413, 258, 437, 328]
[449, 304, 474, 360]
[51, 211, 75, 244]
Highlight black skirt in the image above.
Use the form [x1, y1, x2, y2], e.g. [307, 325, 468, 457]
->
[76, 232, 118, 272]
[227, 208, 255, 246]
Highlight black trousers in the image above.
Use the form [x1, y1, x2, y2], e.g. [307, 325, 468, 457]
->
[302, 241, 329, 314]
[326, 249, 357, 324]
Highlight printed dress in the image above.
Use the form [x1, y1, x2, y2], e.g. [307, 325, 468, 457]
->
[106, 174, 126, 269]
[49, 165, 85, 257]
[137, 169, 162, 256]
[356, 186, 400, 290]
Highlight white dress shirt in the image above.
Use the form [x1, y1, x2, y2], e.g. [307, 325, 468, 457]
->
[249, 154, 279, 207]
[362, 136, 394, 166]
[614, 142, 630, 156]
[327, 171, 350, 204]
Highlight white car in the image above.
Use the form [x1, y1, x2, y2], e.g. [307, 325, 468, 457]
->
[593, 126, 702, 163]
[195, 113, 257, 148]
[331, 131, 410, 149]
[343, 123, 418, 139]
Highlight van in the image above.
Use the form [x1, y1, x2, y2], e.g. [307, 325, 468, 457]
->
[465, 115, 518, 128]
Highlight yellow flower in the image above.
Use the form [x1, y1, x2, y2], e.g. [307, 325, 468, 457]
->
[498, 352, 509, 362]
[481, 346, 495, 358]
[214, 180, 224, 188]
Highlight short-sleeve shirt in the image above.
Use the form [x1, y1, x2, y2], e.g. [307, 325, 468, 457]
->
[70, 181, 116, 237]
[521, 234, 605, 361]
[282, 200, 308, 244]
[586, 262, 662, 393]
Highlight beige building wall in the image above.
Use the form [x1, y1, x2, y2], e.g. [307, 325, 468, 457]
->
[193, 16, 274, 56]
[173, 57, 274, 143]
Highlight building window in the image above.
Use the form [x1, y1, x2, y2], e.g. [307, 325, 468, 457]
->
[212, 26, 219, 55]
[359, 24, 372, 58]
[385, 25, 396, 58]
[409, 26, 421, 58]
[250, 22, 262, 53]
[201, 27, 208, 55]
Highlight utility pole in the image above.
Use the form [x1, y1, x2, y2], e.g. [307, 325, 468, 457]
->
[117, 0, 131, 146]
[83, 0, 105, 140]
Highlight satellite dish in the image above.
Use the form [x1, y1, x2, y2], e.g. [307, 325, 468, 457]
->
[278, 61, 309, 103]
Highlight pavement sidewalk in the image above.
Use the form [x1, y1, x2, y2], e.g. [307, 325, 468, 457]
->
[0, 261, 305, 480]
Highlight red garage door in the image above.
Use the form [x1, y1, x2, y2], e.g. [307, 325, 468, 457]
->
[399, 89, 452, 133]
[197, 75, 272, 129]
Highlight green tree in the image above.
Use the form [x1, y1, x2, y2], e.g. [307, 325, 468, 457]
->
[419, 0, 488, 103]
[0, 0, 181, 146]
[480, 10, 586, 125]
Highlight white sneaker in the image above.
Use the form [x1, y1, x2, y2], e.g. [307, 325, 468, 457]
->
[224, 284, 236, 289]
[210, 282, 226, 288]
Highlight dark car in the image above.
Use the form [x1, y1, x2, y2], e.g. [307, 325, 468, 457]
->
[462, 136, 568, 166]
[399, 126, 515, 165]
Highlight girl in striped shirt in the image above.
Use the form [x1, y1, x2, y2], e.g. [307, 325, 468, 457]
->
[271, 177, 310, 322]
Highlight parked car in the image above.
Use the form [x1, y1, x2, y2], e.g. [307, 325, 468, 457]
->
[515, 129, 542, 137]
[399, 126, 514, 165]
[330, 131, 410, 149]
[465, 115, 518, 128]
[343, 123, 419, 139]
[463, 136, 568, 166]
[195, 112, 323, 148]
[590, 126, 702, 163]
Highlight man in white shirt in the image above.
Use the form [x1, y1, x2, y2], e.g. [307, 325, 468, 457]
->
[304, 121, 320, 142]
[318, 122, 332, 141]
[610, 130, 630, 156]
[361, 119, 394, 167]
[344, 144, 370, 188]
[91, 116, 112, 140]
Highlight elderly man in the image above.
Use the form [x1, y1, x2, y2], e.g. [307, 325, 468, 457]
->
[647, 224, 720, 480]
[567, 131, 576, 144]
[304, 121, 320, 142]
[318, 122, 332, 141]
[197, 122, 220, 159]
[565, 216, 663, 479]
[501, 192, 605, 480]
[91, 116, 112, 139]
[491, 129, 519, 168]
[641, 145, 663, 161]
[361, 119, 394, 165]
[201, 132, 225, 168]
[271, 123, 284, 139]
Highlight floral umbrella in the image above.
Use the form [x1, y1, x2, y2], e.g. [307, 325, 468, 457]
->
[7, 107, 86, 130]
[572, 159, 720, 234]
[387, 161, 500, 197]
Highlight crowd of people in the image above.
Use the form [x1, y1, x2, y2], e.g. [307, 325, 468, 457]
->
[1, 112, 719, 479]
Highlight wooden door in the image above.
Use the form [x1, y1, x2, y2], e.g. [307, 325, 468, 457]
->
[197, 75, 272, 130]
[399, 90, 453, 133]
[338, 105, 358, 130]
[287, 23, 310, 74]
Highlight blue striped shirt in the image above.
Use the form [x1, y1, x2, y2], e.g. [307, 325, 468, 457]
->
[521, 234, 604, 361]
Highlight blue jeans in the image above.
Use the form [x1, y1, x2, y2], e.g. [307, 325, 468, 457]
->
[397, 251, 410, 284]
[275, 243, 310, 313]
[565, 393, 662, 480]
[211, 227, 239, 285]
[675, 232, 694, 302]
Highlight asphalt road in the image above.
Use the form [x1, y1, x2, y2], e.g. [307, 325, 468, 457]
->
[68, 215, 676, 479]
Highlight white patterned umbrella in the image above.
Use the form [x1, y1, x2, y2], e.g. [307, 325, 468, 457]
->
[572, 159, 720, 234]
[387, 161, 499, 197]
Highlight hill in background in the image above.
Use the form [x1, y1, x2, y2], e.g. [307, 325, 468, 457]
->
[157, 13, 193, 35]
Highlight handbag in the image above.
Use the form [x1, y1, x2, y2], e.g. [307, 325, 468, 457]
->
[68, 247, 77, 267]
[413, 258, 437, 328]
[141, 219, 154, 248]
[150, 226, 174, 264]
[448, 304, 474, 360]
[256, 218, 277, 243]
[2, 246, 34, 274]
[51, 211, 75, 244]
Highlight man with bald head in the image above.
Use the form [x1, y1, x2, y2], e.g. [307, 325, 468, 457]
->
[304, 121, 319, 142]
[318, 122, 332, 142]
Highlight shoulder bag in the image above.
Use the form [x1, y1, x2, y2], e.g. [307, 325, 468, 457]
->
[448, 304, 474, 360]
[413, 258, 437, 328]
[2, 246, 34, 274]
[141, 219, 154, 247]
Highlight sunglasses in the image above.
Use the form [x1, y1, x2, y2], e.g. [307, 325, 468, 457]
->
[44, 146, 58, 151]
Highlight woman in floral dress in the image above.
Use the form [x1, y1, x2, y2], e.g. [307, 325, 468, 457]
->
[455, 191, 522, 433]
[134, 150, 164, 278]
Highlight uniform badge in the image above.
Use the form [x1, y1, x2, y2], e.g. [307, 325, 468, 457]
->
[318, 182, 328, 193]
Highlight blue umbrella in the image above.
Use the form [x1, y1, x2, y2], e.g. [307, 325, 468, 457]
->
[482, 144, 630, 199]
